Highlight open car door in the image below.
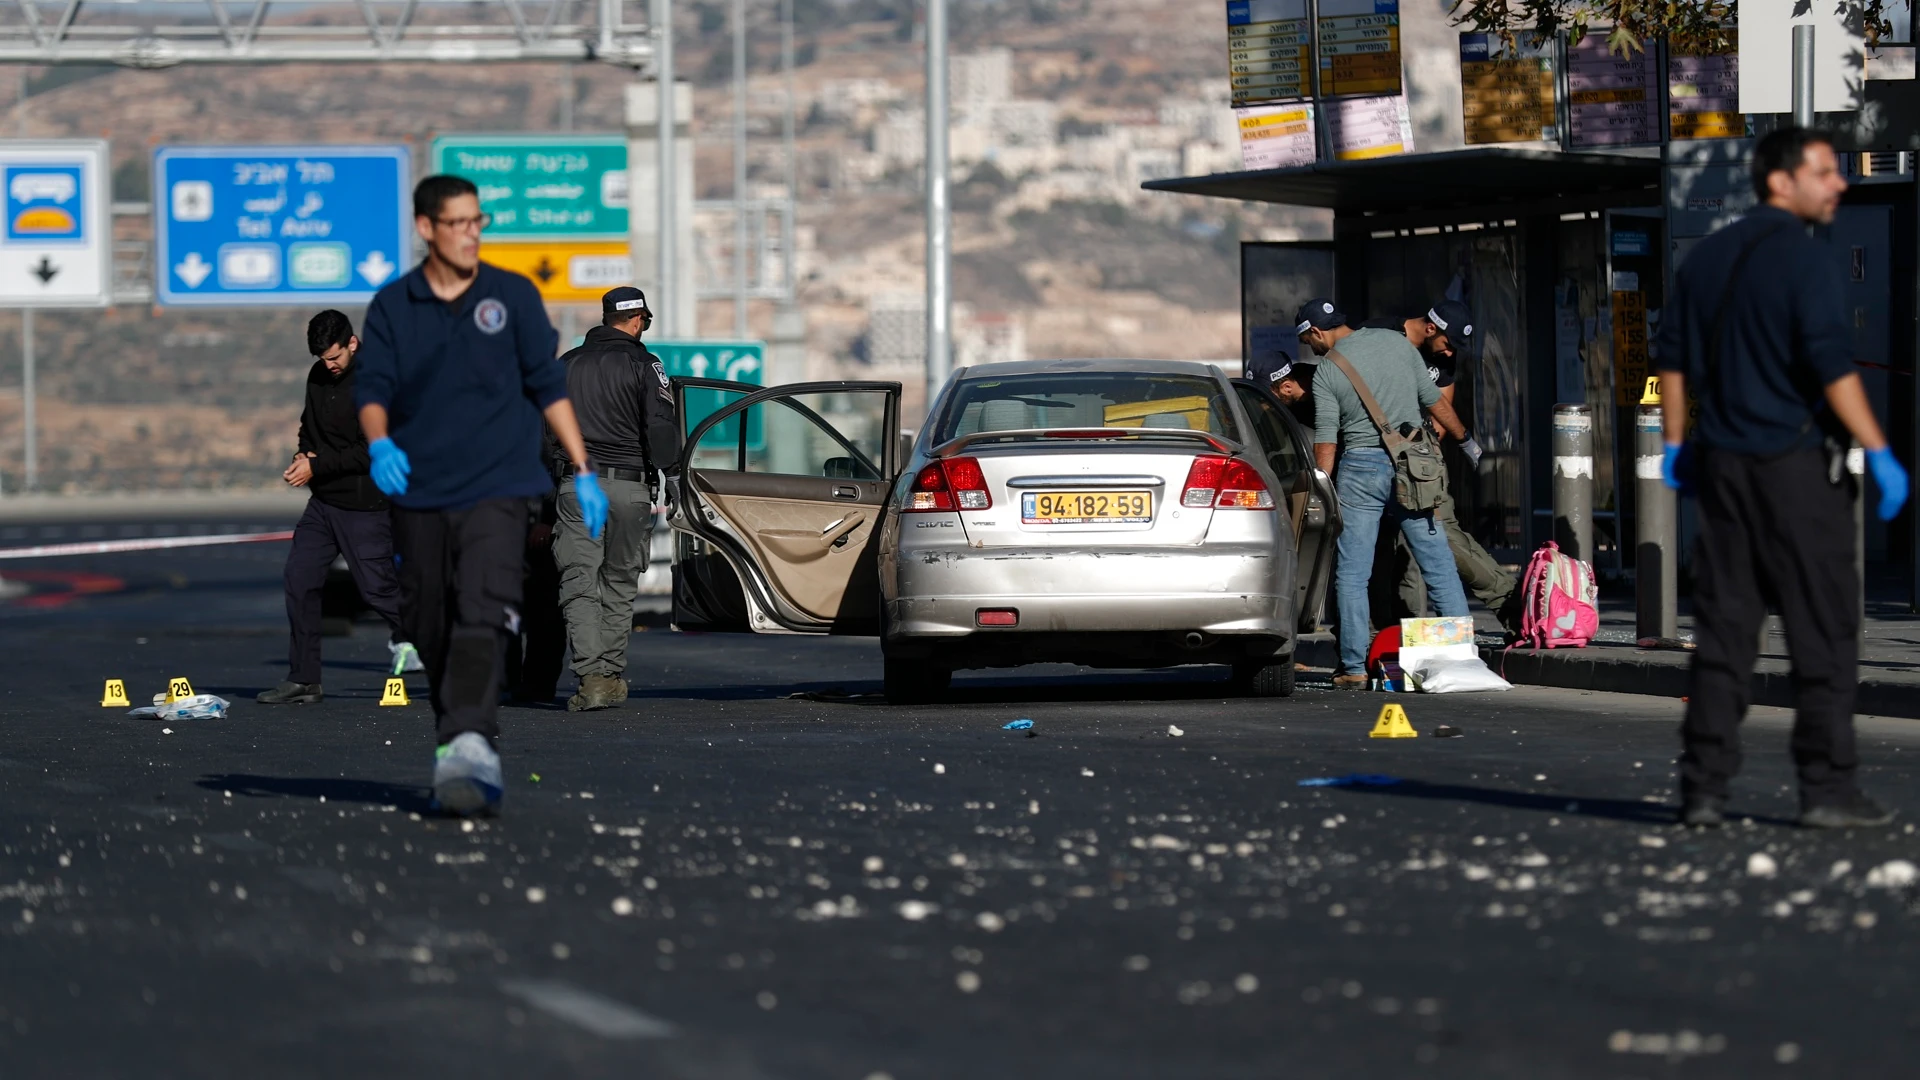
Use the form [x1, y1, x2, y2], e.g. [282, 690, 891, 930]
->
[669, 378, 902, 635]
[1232, 379, 1340, 634]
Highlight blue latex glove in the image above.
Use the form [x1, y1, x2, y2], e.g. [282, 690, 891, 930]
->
[1660, 442, 1692, 495]
[368, 437, 410, 496]
[1867, 446, 1909, 522]
[573, 469, 609, 541]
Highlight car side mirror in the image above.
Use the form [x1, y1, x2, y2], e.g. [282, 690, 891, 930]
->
[823, 457, 858, 479]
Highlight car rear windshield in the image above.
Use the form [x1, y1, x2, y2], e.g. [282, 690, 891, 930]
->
[935, 372, 1238, 444]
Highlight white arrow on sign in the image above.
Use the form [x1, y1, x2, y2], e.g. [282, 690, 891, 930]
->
[357, 250, 396, 286]
[175, 252, 212, 288]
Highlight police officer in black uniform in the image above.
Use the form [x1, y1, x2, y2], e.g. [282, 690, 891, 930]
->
[1246, 346, 1317, 426]
[552, 286, 683, 713]
[1657, 127, 1909, 828]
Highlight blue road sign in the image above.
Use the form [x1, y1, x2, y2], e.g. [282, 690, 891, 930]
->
[153, 145, 412, 307]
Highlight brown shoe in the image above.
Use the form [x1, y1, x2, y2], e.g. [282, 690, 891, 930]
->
[567, 674, 626, 712]
[1332, 674, 1370, 691]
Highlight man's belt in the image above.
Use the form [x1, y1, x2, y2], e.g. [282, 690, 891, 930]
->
[558, 463, 651, 484]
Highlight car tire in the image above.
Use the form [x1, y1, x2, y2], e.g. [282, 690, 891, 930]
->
[1234, 655, 1296, 698]
[883, 657, 951, 705]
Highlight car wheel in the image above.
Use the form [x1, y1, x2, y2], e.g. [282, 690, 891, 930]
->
[883, 656, 951, 705]
[1234, 655, 1296, 698]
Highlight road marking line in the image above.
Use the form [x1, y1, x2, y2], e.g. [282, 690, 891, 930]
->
[0, 530, 293, 560]
[499, 979, 676, 1039]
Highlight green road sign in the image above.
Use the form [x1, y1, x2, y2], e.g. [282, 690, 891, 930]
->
[430, 134, 626, 241]
[655, 340, 766, 454]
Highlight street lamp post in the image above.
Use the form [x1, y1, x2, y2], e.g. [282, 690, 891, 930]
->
[924, 0, 951, 405]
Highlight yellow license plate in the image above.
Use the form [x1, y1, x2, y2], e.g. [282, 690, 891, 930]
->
[1021, 491, 1153, 524]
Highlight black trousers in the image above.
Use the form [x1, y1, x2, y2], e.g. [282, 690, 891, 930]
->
[1682, 445, 1860, 807]
[283, 497, 403, 684]
[505, 526, 566, 701]
[392, 498, 528, 745]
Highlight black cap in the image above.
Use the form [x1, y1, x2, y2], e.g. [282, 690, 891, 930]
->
[602, 286, 650, 316]
[1426, 299, 1473, 340]
[1294, 298, 1344, 334]
[1280, 360, 1315, 392]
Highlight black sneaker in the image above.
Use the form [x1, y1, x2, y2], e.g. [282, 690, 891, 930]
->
[1799, 794, 1896, 829]
[1679, 795, 1726, 828]
[256, 681, 322, 705]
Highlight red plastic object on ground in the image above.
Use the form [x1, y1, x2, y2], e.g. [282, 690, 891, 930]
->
[1367, 625, 1402, 678]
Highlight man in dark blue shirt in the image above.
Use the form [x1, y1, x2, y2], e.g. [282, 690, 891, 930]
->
[1655, 127, 1909, 829]
[356, 174, 609, 818]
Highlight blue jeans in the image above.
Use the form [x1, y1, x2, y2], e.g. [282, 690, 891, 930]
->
[1334, 447, 1468, 674]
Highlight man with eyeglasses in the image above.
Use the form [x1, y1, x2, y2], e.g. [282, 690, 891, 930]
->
[355, 174, 609, 817]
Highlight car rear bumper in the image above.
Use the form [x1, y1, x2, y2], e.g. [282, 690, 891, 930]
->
[884, 543, 1292, 639]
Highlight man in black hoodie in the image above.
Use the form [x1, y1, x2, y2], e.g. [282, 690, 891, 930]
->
[553, 287, 683, 712]
[259, 310, 415, 704]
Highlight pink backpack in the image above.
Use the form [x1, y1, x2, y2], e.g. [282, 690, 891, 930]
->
[1515, 541, 1598, 649]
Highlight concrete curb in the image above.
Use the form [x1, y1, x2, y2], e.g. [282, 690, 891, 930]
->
[1294, 637, 1920, 720]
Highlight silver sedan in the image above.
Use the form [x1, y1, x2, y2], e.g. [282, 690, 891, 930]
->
[667, 359, 1337, 703]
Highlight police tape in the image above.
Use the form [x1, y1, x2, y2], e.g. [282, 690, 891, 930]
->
[0, 530, 295, 560]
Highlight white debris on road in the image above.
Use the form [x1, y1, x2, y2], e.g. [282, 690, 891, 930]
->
[1866, 860, 1917, 888]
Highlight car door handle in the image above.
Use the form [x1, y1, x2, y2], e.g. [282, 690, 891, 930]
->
[819, 511, 867, 547]
[831, 485, 861, 500]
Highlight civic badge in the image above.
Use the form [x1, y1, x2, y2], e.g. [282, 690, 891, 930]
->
[474, 297, 509, 335]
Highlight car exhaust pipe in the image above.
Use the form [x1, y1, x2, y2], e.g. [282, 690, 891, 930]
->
[1183, 631, 1206, 649]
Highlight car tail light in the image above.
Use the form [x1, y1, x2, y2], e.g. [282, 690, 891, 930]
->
[943, 457, 992, 510]
[905, 456, 992, 512]
[1216, 459, 1274, 509]
[1181, 455, 1226, 507]
[1181, 455, 1273, 510]
[976, 608, 1018, 627]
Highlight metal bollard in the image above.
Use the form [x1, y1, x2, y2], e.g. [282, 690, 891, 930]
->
[1635, 404, 1677, 640]
[1552, 404, 1593, 564]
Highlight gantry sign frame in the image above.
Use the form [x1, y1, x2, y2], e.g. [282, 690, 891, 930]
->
[0, 1, 654, 67]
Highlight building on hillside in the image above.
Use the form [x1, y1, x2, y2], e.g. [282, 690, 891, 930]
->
[950, 48, 1012, 111]
[957, 310, 1027, 368]
[864, 293, 926, 373]
[863, 295, 1027, 376]
[986, 100, 1060, 146]
[818, 77, 902, 122]
[873, 109, 924, 168]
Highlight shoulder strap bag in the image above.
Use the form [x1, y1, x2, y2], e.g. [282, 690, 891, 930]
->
[1328, 347, 1445, 513]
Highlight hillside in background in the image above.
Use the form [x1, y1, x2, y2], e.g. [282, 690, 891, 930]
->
[0, 0, 1322, 492]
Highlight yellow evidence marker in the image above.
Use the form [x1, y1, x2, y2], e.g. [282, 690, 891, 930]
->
[380, 678, 411, 706]
[165, 677, 194, 703]
[100, 679, 130, 707]
[1369, 703, 1418, 739]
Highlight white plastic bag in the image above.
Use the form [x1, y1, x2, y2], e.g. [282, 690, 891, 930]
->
[1408, 656, 1511, 694]
[126, 693, 230, 720]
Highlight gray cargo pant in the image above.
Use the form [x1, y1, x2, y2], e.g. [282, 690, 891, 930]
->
[1393, 477, 1520, 629]
[555, 474, 653, 680]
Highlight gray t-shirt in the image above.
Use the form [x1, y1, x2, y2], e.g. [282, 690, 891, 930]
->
[1311, 327, 1439, 450]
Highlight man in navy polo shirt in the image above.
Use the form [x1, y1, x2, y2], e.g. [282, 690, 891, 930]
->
[1657, 128, 1908, 829]
[356, 174, 609, 817]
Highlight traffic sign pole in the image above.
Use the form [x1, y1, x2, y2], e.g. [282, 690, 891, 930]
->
[21, 307, 33, 491]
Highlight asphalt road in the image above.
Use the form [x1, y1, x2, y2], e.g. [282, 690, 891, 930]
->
[3, 538, 1919, 1078]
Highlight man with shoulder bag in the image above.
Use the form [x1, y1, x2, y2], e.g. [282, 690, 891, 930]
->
[1656, 127, 1909, 829]
[1298, 298, 1477, 688]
